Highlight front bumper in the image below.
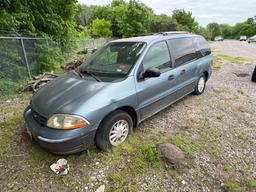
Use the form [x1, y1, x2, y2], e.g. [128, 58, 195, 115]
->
[24, 107, 98, 154]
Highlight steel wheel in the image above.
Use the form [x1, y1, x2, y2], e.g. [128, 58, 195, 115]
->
[109, 120, 129, 146]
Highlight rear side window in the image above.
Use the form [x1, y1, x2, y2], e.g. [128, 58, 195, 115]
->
[168, 38, 197, 68]
[143, 41, 171, 72]
[193, 37, 211, 58]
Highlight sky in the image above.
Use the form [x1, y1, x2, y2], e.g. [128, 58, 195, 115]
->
[78, 0, 256, 26]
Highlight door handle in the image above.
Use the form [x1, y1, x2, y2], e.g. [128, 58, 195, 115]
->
[168, 75, 175, 81]
[180, 69, 186, 75]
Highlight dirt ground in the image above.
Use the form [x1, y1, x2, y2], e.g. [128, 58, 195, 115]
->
[212, 40, 256, 59]
[0, 40, 255, 192]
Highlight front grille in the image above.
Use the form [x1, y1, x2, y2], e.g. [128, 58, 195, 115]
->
[31, 108, 47, 126]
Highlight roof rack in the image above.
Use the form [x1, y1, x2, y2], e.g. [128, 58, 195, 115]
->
[154, 31, 190, 36]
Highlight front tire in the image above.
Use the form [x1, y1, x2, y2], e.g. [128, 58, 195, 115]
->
[95, 110, 133, 151]
[194, 75, 206, 95]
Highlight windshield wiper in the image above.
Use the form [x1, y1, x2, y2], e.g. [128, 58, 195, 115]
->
[79, 69, 102, 82]
[72, 70, 84, 78]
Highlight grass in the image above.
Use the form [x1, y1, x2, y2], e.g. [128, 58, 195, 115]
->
[169, 135, 202, 156]
[0, 116, 24, 155]
[213, 86, 224, 94]
[212, 54, 248, 71]
[103, 134, 166, 191]
[244, 164, 252, 172]
[237, 105, 246, 112]
[0, 93, 32, 155]
[248, 180, 256, 189]
[225, 180, 243, 192]
[223, 163, 232, 171]
[217, 114, 225, 121]
[217, 54, 248, 64]
[0, 77, 31, 102]
[212, 55, 222, 71]
[140, 143, 160, 166]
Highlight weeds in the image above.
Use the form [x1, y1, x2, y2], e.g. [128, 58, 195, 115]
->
[212, 54, 248, 71]
[140, 144, 160, 165]
[170, 135, 201, 156]
[0, 117, 24, 155]
[104, 134, 165, 191]
[248, 179, 256, 189]
[217, 114, 225, 121]
[223, 163, 232, 171]
[225, 180, 242, 192]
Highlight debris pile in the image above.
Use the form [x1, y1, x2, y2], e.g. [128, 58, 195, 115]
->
[66, 48, 96, 70]
[85, 47, 97, 54]
[22, 72, 58, 92]
[65, 57, 84, 71]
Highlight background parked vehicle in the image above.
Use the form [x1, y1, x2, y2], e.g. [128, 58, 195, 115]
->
[252, 66, 256, 82]
[214, 36, 224, 41]
[239, 36, 247, 41]
[248, 35, 256, 43]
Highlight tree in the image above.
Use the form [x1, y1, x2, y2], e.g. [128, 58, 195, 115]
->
[207, 23, 221, 39]
[0, 0, 80, 47]
[233, 22, 256, 38]
[90, 18, 112, 37]
[88, 0, 153, 37]
[150, 14, 178, 33]
[76, 5, 93, 26]
[116, 0, 152, 37]
[246, 17, 254, 25]
[110, 2, 128, 37]
[195, 26, 211, 39]
[219, 24, 232, 38]
[172, 9, 198, 32]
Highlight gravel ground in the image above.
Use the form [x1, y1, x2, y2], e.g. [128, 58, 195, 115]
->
[0, 40, 255, 192]
[212, 40, 256, 60]
[143, 40, 256, 191]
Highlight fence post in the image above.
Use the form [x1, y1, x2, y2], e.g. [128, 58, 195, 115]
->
[20, 38, 32, 79]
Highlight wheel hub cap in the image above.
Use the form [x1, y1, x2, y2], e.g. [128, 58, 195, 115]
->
[198, 77, 205, 92]
[109, 120, 129, 146]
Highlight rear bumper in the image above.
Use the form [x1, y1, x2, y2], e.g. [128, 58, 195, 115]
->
[24, 107, 98, 154]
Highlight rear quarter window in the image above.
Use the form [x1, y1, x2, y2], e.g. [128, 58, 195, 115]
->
[193, 36, 211, 58]
[167, 37, 197, 68]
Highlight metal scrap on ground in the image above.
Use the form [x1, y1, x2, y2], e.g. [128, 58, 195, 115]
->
[50, 158, 70, 176]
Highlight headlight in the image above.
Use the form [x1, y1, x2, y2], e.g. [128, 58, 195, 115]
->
[46, 114, 90, 130]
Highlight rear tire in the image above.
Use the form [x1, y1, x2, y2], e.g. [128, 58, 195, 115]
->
[194, 74, 206, 95]
[95, 110, 133, 151]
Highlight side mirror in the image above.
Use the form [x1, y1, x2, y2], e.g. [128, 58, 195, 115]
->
[141, 67, 160, 78]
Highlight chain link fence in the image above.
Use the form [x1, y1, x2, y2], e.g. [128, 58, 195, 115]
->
[0, 36, 112, 101]
[78, 38, 112, 50]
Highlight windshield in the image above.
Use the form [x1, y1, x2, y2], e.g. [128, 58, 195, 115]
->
[79, 42, 146, 82]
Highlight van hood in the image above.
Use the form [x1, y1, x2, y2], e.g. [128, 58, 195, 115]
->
[31, 71, 108, 117]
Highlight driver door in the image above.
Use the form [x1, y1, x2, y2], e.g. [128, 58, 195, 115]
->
[135, 41, 179, 121]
